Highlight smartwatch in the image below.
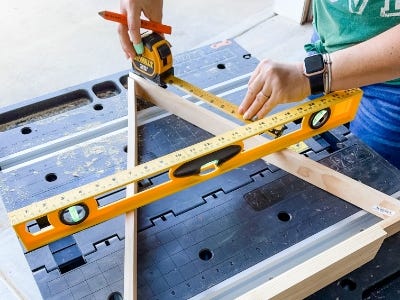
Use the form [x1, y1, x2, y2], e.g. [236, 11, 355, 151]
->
[303, 54, 326, 95]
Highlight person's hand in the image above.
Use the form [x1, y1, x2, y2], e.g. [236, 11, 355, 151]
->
[118, 0, 163, 60]
[238, 59, 310, 121]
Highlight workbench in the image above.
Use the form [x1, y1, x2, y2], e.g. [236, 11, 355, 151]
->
[1, 41, 399, 299]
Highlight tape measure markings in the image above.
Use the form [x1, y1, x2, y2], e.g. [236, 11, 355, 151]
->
[167, 75, 289, 138]
[167, 75, 242, 119]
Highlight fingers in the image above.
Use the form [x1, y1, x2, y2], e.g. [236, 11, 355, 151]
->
[118, 1, 144, 58]
[118, 2, 137, 60]
[242, 90, 274, 121]
[126, 4, 143, 53]
[238, 60, 306, 121]
[238, 73, 261, 113]
[253, 94, 277, 120]
[118, 0, 165, 59]
[239, 64, 273, 120]
[126, 5, 142, 47]
[118, 24, 136, 60]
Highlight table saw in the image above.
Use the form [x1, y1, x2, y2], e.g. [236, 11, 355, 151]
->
[0, 41, 399, 299]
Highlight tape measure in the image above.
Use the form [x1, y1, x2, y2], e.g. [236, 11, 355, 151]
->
[167, 75, 244, 120]
[167, 74, 303, 147]
[130, 33, 290, 139]
[8, 87, 362, 251]
[129, 33, 282, 138]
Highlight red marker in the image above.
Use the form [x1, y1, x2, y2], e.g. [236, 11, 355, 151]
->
[98, 11, 172, 35]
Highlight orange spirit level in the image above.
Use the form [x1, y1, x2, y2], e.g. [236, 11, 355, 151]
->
[8, 88, 362, 251]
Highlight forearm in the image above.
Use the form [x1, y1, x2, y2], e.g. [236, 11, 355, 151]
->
[330, 24, 400, 90]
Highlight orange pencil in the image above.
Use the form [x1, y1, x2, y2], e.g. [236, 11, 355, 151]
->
[98, 11, 172, 35]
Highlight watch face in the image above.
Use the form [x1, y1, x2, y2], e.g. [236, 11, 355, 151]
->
[305, 55, 324, 74]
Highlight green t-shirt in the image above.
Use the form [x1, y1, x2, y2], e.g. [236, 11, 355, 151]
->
[304, 0, 400, 85]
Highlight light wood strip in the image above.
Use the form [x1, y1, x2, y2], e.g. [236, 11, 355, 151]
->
[123, 75, 139, 300]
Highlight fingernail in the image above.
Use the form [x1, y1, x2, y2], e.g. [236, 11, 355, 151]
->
[134, 42, 144, 55]
[251, 115, 259, 122]
[243, 113, 250, 120]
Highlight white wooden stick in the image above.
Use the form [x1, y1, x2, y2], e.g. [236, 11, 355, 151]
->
[124, 74, 139, 300]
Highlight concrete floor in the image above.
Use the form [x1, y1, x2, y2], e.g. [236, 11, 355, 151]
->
[1, 0, 285, 108]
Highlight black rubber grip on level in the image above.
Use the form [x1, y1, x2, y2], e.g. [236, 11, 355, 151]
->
[173, 144, 242, 178]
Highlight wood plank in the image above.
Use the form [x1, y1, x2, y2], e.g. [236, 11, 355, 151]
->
[380, 213, 400, 237]
[0, 198, 42, 300]
[123, 75, 139, 299]
[237, 224, 386, 300]
[264, 149, 400, 221]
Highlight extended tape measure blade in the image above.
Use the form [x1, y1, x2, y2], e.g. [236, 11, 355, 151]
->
[166, 75, 241, 118]
[166, 75, 294, 138]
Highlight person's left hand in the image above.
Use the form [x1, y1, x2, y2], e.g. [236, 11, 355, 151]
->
[238, 59, 310, 121]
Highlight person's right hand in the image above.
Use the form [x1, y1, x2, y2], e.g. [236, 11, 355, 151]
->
[238, 59, 310, 121]
[118, 0, 163, 60]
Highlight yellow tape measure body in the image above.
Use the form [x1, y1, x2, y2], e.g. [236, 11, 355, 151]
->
[9, 88, 362, 251]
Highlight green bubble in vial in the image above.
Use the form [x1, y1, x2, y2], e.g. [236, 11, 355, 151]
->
[68, 206, 81, 223]
[312, 109, 328, 127]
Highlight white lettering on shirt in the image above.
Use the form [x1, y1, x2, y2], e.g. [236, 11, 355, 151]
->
[349, 0, 369, 14]
[381, 0, 400, 17]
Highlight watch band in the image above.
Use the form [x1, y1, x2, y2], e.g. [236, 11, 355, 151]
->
[309, 72, 324, 95]
[303, 53, 333, 95]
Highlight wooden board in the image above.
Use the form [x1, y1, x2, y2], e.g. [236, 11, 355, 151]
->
[123, 76, 139, 299]
[237, 224, 386, 299]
